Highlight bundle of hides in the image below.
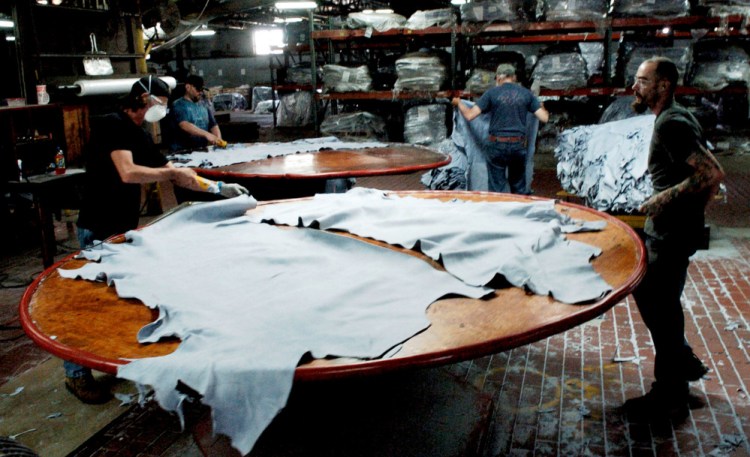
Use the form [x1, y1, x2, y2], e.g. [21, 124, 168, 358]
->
[404, 104, 448, 146]
[620, 41, 691, 87]
[319, 111, 387, 141]
[531, 46, 589, 90]
[460, 0, 526, 22]
[394, 53, 447, 91]
[555, 114, 655, 212]
[322, 65, 373, 92]
[421, 138, 468, 190]
[464, 69, 496, 94]
[610, 0, 691, 18]
[544, 0, 609, 21]
[405, 8, 455, 29]
[251, 86, 273, 113]
[276, 92, 314, 127]
[685, 41, 750, 91]
[346, 12, 407, 32]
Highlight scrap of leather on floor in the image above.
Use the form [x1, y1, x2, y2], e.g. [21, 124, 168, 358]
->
[58, 189, 612, 455]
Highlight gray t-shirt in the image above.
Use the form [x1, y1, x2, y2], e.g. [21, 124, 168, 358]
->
[476, 83, 541, 138]
[645, 101, 708, 244]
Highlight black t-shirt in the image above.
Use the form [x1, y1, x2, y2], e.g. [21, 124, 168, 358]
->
[77, 112, 168, 240]
[644, 101, 707, 244]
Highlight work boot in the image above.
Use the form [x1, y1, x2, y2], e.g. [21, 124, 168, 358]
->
[682, 352, 709, 381]
[65, 373, 112, 404]
[622, 382, 689, 424]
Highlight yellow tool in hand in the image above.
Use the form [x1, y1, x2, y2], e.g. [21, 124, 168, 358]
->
[216, 139, 228, 148]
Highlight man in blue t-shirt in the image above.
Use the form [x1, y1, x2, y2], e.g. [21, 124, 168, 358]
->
[452, 63, 549, 194]
[171, 74, 223, 151]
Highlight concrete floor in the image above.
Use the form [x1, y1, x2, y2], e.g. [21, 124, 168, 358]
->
[1, 145, 749, 456]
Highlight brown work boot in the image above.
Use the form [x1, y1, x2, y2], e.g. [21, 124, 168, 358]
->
[65, 374, 112, 404]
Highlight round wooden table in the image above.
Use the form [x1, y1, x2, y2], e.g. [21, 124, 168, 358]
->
[20, 191, 645, 381]
[187, 145, 451, 201]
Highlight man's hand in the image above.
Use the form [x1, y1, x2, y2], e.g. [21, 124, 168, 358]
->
[219, 182, 249, 198]
[205, 133, 222, 145]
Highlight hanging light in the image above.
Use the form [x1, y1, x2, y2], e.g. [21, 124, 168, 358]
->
[0, 19, 14, 28]
[275, 1, 317, 10]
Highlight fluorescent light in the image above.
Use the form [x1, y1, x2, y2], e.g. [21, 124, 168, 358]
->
[6, 35, 15, 41]
[451, 0, 467, 4]
[0, 19, 14, 28]
[191, 25, 216, 37]
[275, 1, 317, 10]
[375, 9, 394, 14]
[274, 17, 305, 23]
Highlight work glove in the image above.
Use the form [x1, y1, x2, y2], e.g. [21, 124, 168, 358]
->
[218, 182, 250, 198]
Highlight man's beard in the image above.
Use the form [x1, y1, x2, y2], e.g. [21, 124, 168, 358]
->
[631, 96, 648, 114]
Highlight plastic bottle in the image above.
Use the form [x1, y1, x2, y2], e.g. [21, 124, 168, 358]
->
[54, 147, 66, 175]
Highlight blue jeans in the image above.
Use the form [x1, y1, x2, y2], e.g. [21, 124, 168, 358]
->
[63, 227, 97, 378]
[632, 235, 696, 387]
[485, 140, 528, 194]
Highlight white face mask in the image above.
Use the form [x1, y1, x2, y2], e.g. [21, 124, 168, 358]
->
[144, 102, 168, 122]
[138, 75, 169, 122]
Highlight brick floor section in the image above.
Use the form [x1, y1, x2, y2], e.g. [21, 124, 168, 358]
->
[2, 161, 750, 456]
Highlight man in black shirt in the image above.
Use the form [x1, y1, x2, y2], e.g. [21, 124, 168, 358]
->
[624, 57, 724, 421]
[68, 76, 248, 404]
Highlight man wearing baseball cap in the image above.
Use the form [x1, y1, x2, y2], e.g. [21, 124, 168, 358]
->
[452, 63, 549, 194]
[171, 74, 223, 151]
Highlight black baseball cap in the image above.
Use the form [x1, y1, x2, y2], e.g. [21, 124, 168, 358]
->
[185, 75, 204, 90]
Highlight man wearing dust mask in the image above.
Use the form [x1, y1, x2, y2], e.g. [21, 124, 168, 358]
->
[67, 76, 248, 404]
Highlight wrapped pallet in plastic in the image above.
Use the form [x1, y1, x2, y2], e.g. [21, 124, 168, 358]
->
[276, 91, 314, 127]
[346, 12, 407, 31]
[320, 111, 387, 141]
[698, 0, 750, 19]
[619, 41, 691, 86]
[465, 69, 496, 94]
[531, 46, 589, 90]
[460, 0, 526, 22]
[686, 40, 750, 91]
[610, 0, 691, 18]
[322, 65, 373, 92]
[405, 8, 455, 29]
[394, 53, 447, 91]
[544, 0, 608, 21]
[251, 86, 274, 112]
[404, 104, 448, 146]
[286, 64, 320, 85]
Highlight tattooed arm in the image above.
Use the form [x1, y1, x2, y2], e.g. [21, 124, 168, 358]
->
[640, 143, 725, 217]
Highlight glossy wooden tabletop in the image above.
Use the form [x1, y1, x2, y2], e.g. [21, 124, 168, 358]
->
[20, 191, 645, 381]
[195, 145, 451, 180]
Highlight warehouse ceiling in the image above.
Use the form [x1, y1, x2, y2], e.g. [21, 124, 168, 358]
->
[140, 0, 457, 49]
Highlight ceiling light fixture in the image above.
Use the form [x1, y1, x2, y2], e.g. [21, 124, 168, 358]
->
[450, 0, 468, 4]
[0, 19, 14, 28]
[375, 9, 394, 14]
[6, 35, 15, 41]
[274, 17, 305, 23]
[191, 25, 216, 37]
[275, 1, 317, 10]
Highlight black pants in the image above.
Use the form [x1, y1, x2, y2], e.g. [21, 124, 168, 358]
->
[632, 234, 696, 386]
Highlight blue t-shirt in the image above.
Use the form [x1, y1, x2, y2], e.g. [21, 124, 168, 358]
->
[171, 97, 218, 151]
[476, 83, 541, 138]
